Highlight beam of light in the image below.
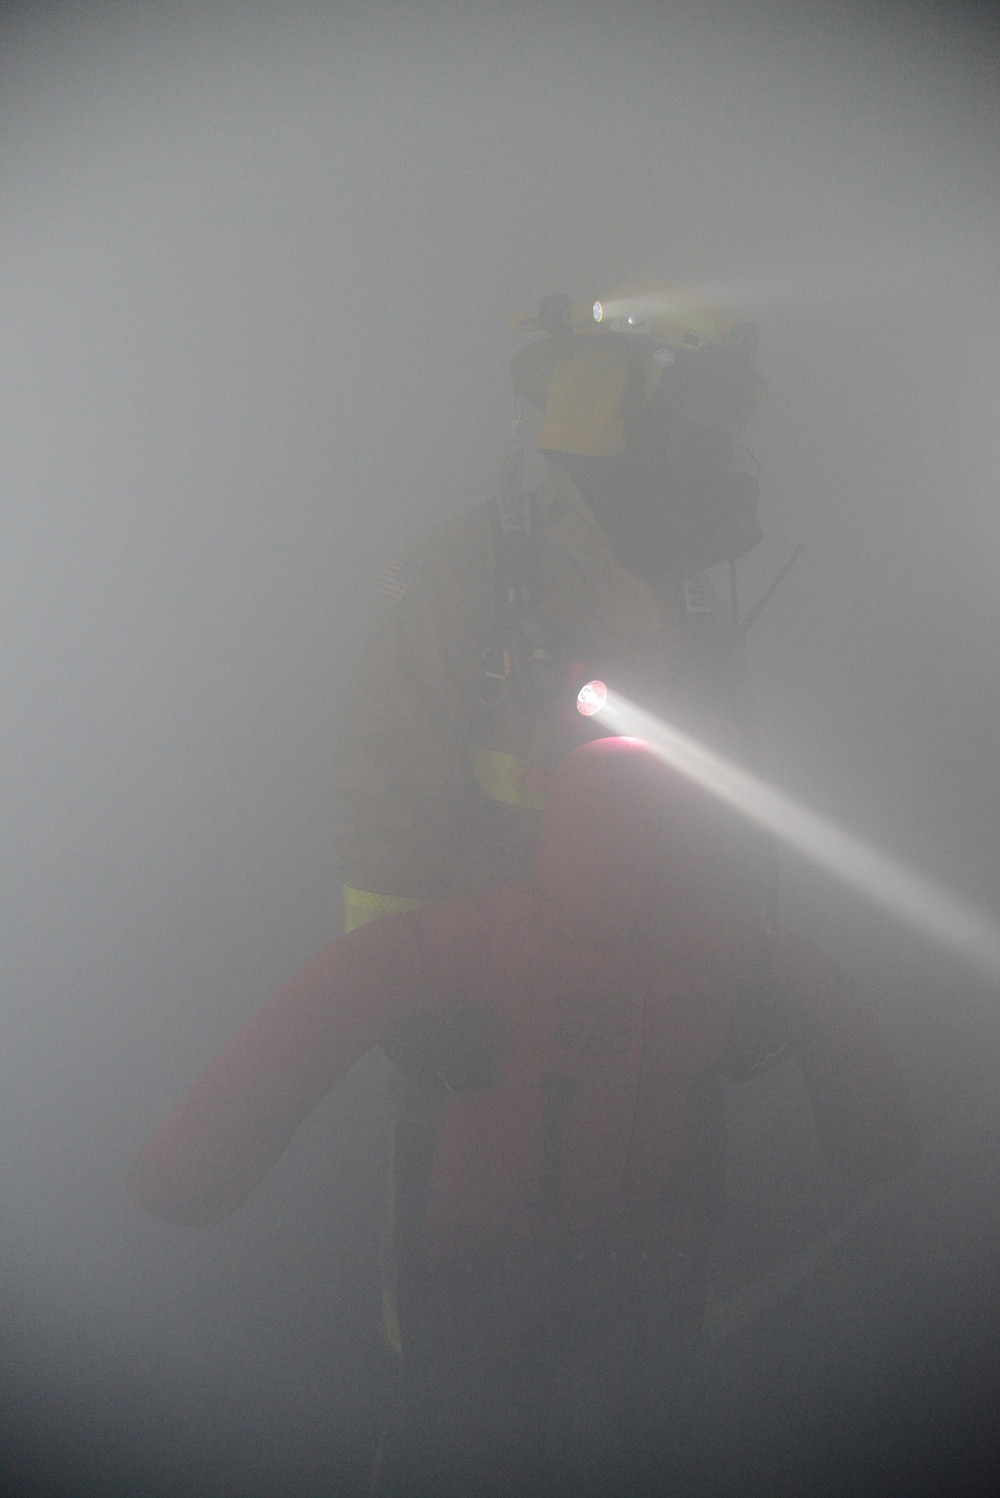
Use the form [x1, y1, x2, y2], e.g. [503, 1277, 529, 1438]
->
[585, 686, 1000, 984]
[591, 253, 931, 329]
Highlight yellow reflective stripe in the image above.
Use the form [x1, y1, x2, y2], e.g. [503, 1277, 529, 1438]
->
[471, 747, 547, 810]
[343, 886, 431, 934]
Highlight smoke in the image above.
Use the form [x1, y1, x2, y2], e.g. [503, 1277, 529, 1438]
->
[3, 1, 999, 1490]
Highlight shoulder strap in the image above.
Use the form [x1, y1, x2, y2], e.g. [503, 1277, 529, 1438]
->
[480, 455, 559, 707]
[495, 451, 536, 611]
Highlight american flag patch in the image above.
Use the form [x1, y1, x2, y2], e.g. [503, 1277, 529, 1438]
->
[377, 555, 422, 604]
[682, 575, 714, 614]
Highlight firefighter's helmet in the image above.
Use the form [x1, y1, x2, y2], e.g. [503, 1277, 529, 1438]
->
[510, 286, 764, 455]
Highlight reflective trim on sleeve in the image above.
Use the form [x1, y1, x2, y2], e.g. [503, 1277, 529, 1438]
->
[471, 747, 547, 810]
[343, 886, 432, 934]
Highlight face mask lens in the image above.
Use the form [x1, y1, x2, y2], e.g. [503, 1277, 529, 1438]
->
[653, 347, 765, 430]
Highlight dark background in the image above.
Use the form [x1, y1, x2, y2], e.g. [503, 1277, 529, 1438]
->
[3, 2, 999, 1492]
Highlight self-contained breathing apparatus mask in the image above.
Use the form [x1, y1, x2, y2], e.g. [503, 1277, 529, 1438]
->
[617, 345, 765, 578]
[556, 441, 762, 583]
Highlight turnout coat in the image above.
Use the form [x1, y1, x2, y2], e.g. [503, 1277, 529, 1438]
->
[332, 459, 762, 917]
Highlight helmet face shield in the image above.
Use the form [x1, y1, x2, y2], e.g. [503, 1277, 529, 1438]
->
[512, 327, 766, 449]
[510, 290, 766, 576]
[642, 339, 767, 433]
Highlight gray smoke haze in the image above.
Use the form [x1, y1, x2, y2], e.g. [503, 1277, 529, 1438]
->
[3, 2, 999, 1492]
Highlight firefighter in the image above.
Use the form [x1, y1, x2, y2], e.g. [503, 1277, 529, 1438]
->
[129, 737, 920, 1497]
[333, 288, 771, 935]
[329, 287, 779, 1483]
